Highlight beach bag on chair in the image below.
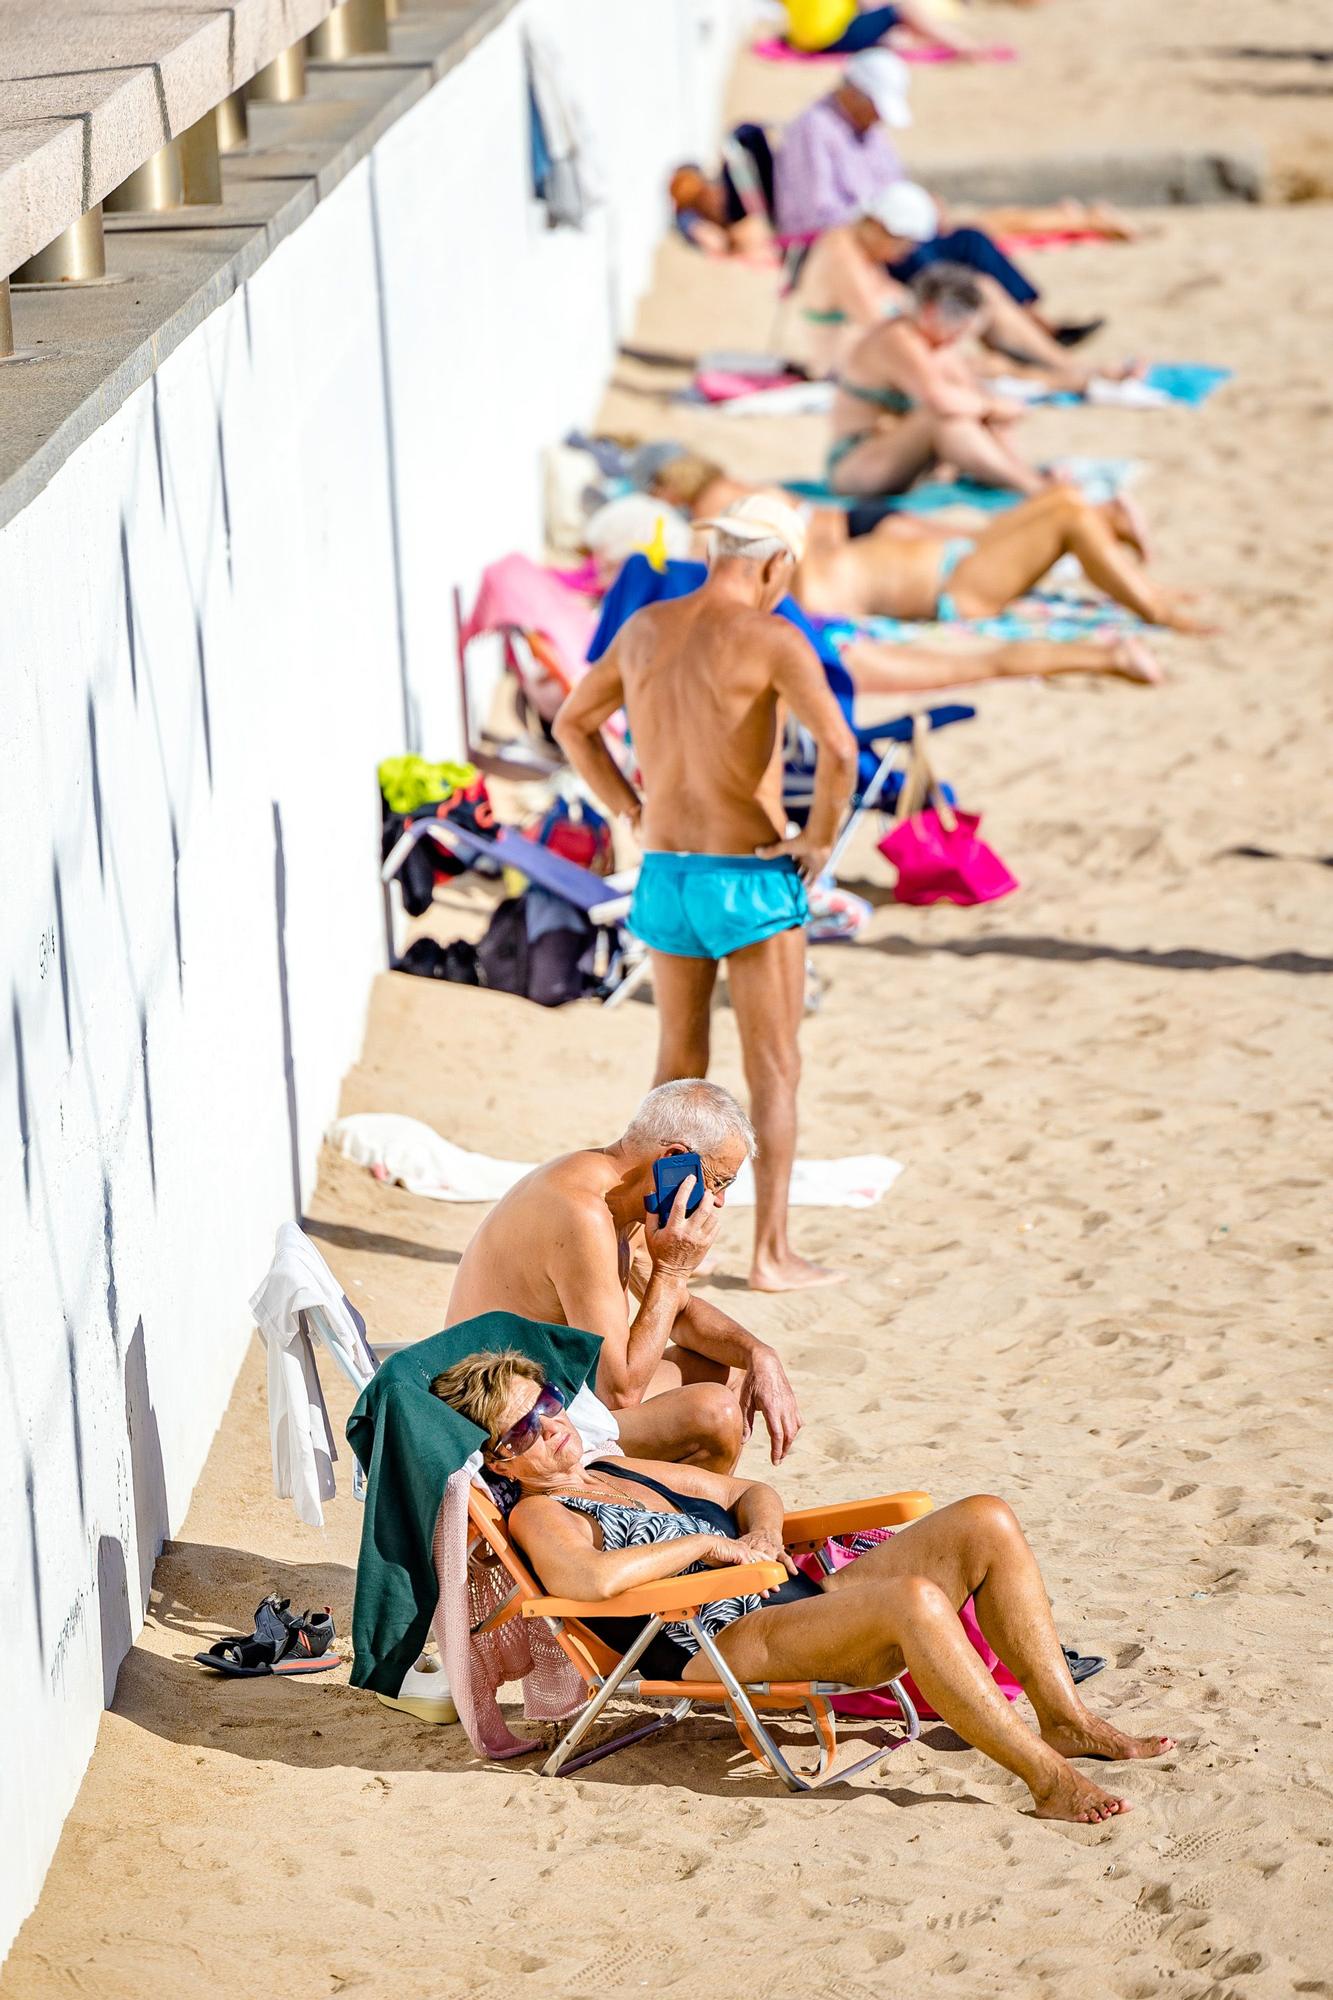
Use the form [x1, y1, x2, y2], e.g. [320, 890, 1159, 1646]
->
[793, 1529, 1022, 1722]
[877, 719, 1017, 907]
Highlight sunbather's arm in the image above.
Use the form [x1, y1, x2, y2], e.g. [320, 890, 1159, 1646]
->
[552, 647, 642, 829]
[511, 1495, 770, 1601]
[668, 1288, 803, 1464]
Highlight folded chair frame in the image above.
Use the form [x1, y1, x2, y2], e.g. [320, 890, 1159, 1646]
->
[469, 1488, 933, 1792]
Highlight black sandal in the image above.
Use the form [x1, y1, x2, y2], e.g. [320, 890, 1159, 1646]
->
[195, 1597, 337, 1678]
[1063, 1645, 1108, 1685]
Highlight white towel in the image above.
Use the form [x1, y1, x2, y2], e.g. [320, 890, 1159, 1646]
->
[328, 1113, 903, 1211]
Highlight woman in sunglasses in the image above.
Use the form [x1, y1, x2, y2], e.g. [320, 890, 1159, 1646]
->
[431, 1350, 1174, 1824]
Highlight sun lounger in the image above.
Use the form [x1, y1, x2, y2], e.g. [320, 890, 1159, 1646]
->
[467, 1480, 934, 1789]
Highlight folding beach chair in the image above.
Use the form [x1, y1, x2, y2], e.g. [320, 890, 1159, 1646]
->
[467, 1482, 934, 1790]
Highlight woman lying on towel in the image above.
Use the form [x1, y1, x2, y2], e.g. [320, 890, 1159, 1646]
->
[649, 457, 1211, 688]
[433, 1350, 1174, 1824]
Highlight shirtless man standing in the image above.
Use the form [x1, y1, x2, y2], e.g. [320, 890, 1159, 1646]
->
[445, 1079, 802, 1471]
[553, 496, 858, 1291]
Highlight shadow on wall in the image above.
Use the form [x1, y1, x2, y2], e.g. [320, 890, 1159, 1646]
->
[98, 1317, 167, 1706]
[125, 1316, 168, 1617]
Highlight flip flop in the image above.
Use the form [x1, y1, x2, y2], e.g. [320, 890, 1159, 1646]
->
[1063, 1646, 1108, 1684]
[195, 1597, 337, 1678]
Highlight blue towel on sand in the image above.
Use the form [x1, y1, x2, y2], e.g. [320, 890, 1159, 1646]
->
[1038, 363, 1232, 410]
[784, 456, 1139, 515]
[814, 589, 1151, 650]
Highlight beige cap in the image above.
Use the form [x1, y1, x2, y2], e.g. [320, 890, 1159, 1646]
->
[695, 491, 808, 566]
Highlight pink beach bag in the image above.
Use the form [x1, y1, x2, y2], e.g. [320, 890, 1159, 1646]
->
[877, 719, 1018, 907]
[793, 1528, 1022, 1721]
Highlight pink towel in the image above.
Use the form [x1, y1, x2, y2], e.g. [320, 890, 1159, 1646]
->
[695, 367, 806, 403]
[751, 35, 1016, 64]
[997, 229, 1117, 252]
[461, 552, 597, 686]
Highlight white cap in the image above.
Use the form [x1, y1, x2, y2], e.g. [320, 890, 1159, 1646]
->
[844, 48, 913, 129]
[864, 179, 939, 243]
[695, 491, 808, 566]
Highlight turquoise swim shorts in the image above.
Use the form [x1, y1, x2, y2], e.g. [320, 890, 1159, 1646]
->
[628, 851, 809, 961]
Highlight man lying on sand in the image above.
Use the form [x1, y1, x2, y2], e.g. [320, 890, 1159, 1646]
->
[445, 1079, 802, 1468]
[555, 497, 859, 1293]
[432, 1350, 1176, 1823]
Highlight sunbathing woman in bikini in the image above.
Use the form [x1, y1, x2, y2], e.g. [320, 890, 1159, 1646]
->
[432, 1350, 1176, 1824]
[649, 456, 1210, 690]
[827, 264, 1048, 497]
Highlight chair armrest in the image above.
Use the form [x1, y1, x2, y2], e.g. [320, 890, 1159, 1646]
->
[520, 1561, 788, 1621]
[782, 1492, 932, 1550]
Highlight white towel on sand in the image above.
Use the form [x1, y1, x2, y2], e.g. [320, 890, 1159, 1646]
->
[328, 1113, 902, 1210]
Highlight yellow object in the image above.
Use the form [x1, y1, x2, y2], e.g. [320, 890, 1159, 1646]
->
[639, 514, 670, 573]
[783, 0, 858, 52]
[378, 754, 478, 814]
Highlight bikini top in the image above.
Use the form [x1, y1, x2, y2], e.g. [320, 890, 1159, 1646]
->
[835, 377, 916, 415]
[554, 1460, 739, 1551]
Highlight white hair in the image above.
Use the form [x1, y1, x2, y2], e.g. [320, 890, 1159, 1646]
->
[710, 529, 789, 566]
[623, 1079, 758, 1160]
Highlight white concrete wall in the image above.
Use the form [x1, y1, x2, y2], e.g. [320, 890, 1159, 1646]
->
[0, 0, 748, 1959]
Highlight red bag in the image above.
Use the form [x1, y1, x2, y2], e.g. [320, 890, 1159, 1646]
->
[877, 720, 1017, 907]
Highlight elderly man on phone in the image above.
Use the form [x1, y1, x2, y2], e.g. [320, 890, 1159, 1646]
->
[444, 1080, 803, 1473]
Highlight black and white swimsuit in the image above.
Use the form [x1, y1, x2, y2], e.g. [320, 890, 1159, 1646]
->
[529, 1461, 821, 1680]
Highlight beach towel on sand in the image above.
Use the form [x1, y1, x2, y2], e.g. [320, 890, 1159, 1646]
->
[986, 364, 1231, 411]
[329, 1112, 904, 1210]
[784, 455, 1141, 516]
[816, 584, 1152, 650]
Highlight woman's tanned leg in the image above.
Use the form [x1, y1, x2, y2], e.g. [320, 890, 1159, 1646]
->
[686, 1495, 1173, 1821]
[948, 485, 1192, 624]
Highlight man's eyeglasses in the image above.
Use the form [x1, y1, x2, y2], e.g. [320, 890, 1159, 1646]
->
[490, 1383, 565, 1461]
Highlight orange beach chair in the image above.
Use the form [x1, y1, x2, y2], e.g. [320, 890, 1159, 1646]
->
[468, 1484, 934, 1790]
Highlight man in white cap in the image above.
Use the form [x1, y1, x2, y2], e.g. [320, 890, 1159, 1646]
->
[773, 48, 912, 239]
[553, 496, 858, 1294]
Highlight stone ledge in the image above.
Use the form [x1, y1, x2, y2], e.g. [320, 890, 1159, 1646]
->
[919, 147, 1265, 208]
[0, 0, 518, 534]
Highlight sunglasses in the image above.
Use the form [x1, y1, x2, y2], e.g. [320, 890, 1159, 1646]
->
[490, 1383, 566, 1461]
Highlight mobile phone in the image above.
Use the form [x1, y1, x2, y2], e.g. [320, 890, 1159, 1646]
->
[645, 1151, 705, 1223]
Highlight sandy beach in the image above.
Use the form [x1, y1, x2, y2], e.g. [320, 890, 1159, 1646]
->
[5, 3, 1332, 1994]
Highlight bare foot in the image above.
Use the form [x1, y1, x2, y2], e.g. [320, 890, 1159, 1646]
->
[1032, 1763, 1132, 1824]
[1159, 593, 1220, 635]
[1041, 1715, 1176, 1762]
[1097, 632, 1162, 685]
[748, 1252, 846, 1294]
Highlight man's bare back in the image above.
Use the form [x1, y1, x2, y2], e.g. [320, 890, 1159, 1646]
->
[614, 592, 801, 857]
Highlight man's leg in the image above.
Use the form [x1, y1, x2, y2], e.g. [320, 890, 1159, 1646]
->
[612, 1378, 744, 1473]
[726, 925, 842, 1292]
[649, 949, 718, 1084]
